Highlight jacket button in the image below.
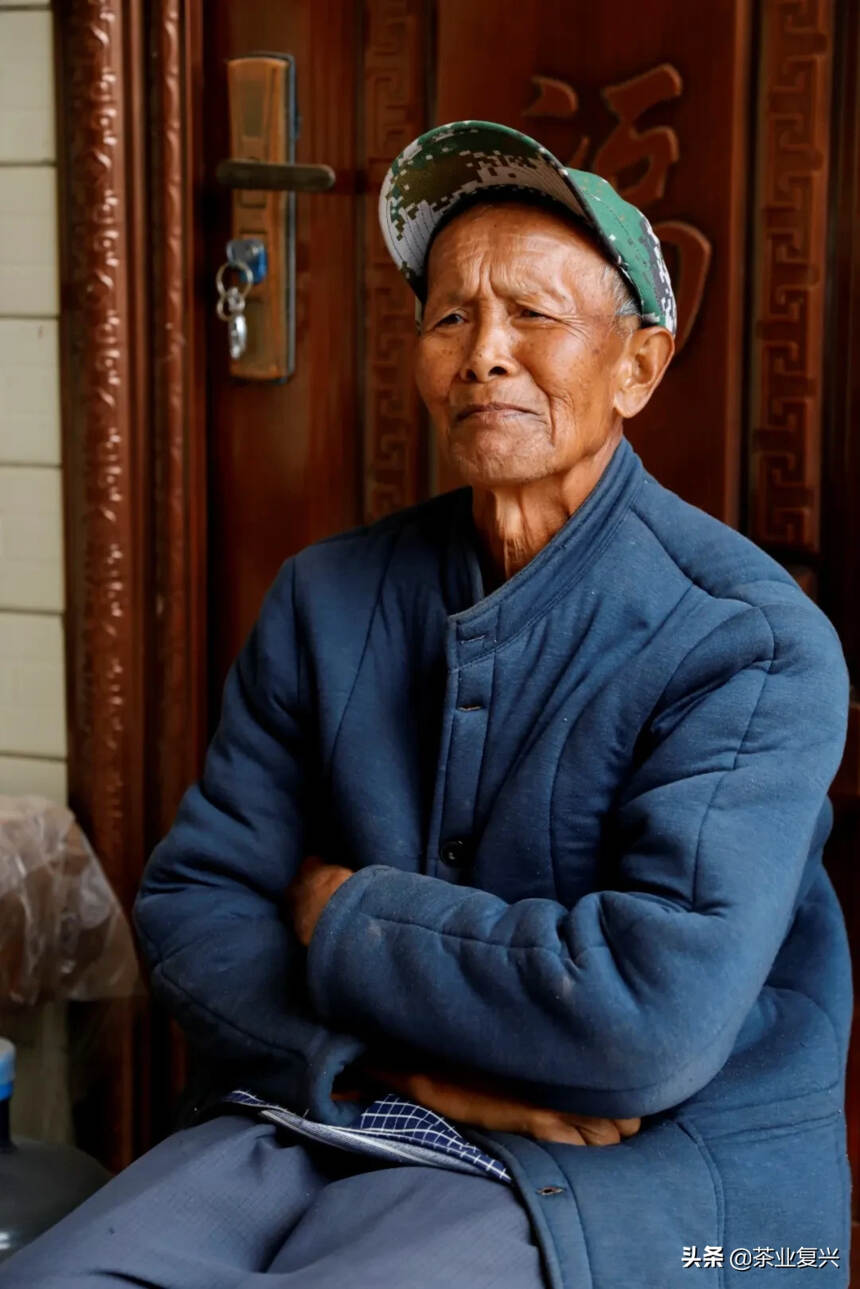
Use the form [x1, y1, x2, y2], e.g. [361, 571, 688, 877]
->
[439, 838, 473, 868]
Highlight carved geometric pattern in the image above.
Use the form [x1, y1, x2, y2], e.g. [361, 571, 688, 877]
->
[750, 0, 833, 552]
[362, 0, 428, 522]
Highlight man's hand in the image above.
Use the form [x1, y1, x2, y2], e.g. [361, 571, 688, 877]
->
[285, 855, 353, 947]
[288, 860, 641, 1146]
[359, 1061, 641, 1147]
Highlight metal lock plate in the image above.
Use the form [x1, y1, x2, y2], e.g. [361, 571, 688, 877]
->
[225, 54, 298, 381]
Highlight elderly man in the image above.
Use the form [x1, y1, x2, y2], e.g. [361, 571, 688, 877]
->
[2, 122, 851, 1289]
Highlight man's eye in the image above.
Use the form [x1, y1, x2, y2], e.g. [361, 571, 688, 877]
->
[520, 308, 549, 320]
[434, 312, 464, 327]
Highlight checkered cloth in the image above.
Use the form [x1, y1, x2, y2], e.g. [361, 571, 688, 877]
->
[223, 1089, 512, 1184]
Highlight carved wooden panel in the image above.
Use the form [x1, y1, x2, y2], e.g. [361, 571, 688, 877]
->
[749, 0, 834, 553]
[362, 0, 428, 521]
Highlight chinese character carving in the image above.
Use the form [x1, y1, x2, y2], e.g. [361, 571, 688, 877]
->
[592, 64, 682, 207]
[523, 63, 711, 351]
[522, 75, 589, 168]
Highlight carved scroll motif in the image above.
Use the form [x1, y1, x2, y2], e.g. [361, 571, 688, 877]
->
[750, 0, 834, 552]
[363, 0, 428, 522]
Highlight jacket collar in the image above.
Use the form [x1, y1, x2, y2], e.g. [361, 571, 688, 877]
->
[444, 435, 644, 652]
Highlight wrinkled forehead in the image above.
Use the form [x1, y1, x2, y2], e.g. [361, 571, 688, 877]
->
[423, 195, 615, 301]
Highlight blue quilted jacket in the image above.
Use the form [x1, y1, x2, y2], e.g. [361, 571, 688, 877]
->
[134, 436, 853, 1288]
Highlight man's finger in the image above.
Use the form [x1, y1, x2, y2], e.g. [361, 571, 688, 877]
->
[568, 1117, 621, 1146]
[613, 1117, 641, 1137]
[527, 1118, 587, 1146]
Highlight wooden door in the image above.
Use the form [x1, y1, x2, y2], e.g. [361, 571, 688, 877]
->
[56, 3, 858, 1273]
[201, 1, 365, 688]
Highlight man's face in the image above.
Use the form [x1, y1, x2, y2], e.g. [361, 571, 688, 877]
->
[414, 201, 643, 488]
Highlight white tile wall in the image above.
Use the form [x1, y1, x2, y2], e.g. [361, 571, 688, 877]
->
[0, 753, 66, 801]
[0, 319, 60, 464]
[0, 11, 54, 162]
[0, 2, 65, 800]
[0, 166, 58, 315]
[0, 610, 65, 757]
[0, 465, 63, 610]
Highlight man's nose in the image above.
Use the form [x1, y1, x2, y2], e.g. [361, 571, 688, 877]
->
[458, 316, 516, 383]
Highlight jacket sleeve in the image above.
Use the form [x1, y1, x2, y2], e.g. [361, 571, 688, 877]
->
[305, 600, 849, 1118]
[133, 558, 367, 1124]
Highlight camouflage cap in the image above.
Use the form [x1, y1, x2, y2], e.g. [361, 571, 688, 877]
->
[379, 120, 677, 335]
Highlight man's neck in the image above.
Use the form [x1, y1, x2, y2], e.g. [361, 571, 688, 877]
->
[470, 431, 623, 590]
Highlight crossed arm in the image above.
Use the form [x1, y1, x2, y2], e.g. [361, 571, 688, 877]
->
[285, 855, 642, 1146]
[133, 559, 849, 1142]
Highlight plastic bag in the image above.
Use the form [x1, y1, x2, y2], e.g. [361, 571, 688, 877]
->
[0, 795, 140, 1006]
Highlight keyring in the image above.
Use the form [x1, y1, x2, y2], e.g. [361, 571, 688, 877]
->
[215, 259, 253, 299]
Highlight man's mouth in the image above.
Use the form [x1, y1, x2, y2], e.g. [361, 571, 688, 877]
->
[454, 402, 534, 422]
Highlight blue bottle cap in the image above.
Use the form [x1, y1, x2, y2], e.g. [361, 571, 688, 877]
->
[0, 1037, 15, 1100]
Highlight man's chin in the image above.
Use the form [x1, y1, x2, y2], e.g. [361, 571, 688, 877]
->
[443, 420, 553, 487]
[446, 448, 551, 489]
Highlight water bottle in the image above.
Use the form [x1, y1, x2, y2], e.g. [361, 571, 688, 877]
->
[0, 1038, 112, 1262]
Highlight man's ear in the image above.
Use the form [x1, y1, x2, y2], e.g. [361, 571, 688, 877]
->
[612, 325, 675, 420]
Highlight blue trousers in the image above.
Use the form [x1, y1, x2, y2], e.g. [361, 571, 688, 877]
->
[0, 1110, 546, 1287]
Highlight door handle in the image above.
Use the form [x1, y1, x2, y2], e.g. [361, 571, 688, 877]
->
[216, 160, 335, 193]
[218, 54, 336, 382]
